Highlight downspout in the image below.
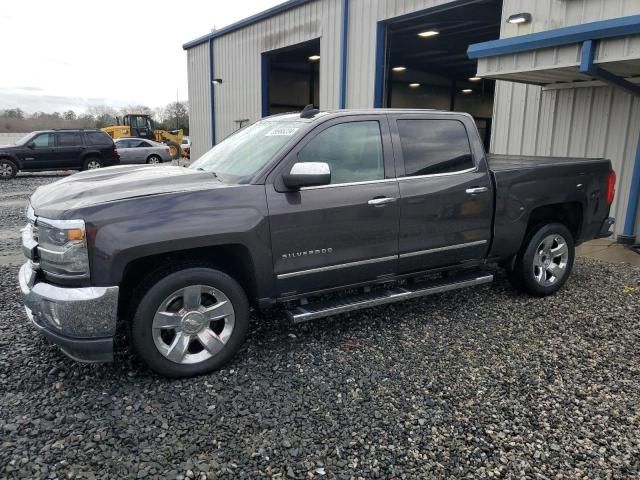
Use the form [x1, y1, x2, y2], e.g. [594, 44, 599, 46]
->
[209, 38, 216, 146]
[338, 0, 349, 109]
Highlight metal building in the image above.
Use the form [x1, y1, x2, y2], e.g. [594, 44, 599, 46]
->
[183, 0, 640, 241]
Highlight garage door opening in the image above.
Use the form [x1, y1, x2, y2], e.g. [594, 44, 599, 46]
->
[377, 0, 503, 149]
[262, 39, 320, 117]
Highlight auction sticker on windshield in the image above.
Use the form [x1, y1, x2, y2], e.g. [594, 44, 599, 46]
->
[266, 127, 299, 136]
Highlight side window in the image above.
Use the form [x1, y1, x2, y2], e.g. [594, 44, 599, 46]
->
[136, 140, 150, 148]
[32, 133, 54, 148]
[56, 132, 81, 147]
[116, 140, 130, 148]
[297, 121, 384, 185]
[86, 131, 113, 145]
[397, 119, 474, 177]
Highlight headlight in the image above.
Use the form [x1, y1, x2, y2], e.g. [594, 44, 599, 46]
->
[35, 218, 90, 281]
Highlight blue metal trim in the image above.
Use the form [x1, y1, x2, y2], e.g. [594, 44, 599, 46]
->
[183, 0, 313, 49]
[373, 22, 386, 108]
[623, 134, 640, 238]
[261, 53, 270, 118]
[209, 39, 216, 146]
[579, 40, 640, 96]
[339, 0, 349, 109]
[468, 15, 640, 59]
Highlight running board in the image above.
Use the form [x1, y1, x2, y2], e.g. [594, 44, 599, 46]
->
[286, 272, 494, 323]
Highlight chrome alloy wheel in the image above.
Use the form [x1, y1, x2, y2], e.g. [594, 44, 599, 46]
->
[0, 162, 14, 177]
[533, 234, 569, 287]
[148, 156, 161, 164]
[86, 160, 102, 169]
[152, 285, 235, 364]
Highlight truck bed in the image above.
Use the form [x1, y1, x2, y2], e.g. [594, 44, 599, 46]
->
[487, 153, 613, 258]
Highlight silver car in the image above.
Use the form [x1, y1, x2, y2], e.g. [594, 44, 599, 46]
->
[114, 138, 173, 164]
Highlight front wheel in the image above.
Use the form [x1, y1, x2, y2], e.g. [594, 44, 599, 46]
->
[166, 141, 181, 160]
[131, 267, 249, 378]
[0, 158, 18, 179]
[146, 155, 162, 165]
[508, 223, 575, 296]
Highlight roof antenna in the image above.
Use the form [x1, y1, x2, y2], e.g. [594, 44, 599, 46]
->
[300, 104, 320, 119]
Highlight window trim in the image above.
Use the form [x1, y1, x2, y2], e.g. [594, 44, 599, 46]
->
[389, 114, 479, 179]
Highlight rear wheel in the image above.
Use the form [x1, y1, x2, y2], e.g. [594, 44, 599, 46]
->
[83, 157, 103, 170]
[131, 267, 249, 378]
[0, 158, 17, 179]
[146, 155, 162, 165]
[508, 223, 575, 296]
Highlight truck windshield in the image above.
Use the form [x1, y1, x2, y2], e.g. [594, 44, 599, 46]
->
[189, 120, 303, 183]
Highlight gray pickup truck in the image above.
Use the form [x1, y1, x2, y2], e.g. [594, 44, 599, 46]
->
[19, 108, 616, 377]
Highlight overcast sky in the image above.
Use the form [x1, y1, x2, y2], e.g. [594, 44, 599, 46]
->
[0, 0, 284, 114]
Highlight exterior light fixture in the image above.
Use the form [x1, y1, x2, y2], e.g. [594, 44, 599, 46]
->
[392, 66, 407, 72]
[409, 83, 421, 88]
[469, 77, 482, 82]
[507, 13, 532, 24]
[462, 89, 473, 94]
[308, 55, 321, 61]
[212, 78, 223, 84]
[418, 30, 439, 38]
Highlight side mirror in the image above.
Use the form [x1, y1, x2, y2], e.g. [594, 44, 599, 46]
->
[283, 162, 331, 190]
[27, 142, 35, 149]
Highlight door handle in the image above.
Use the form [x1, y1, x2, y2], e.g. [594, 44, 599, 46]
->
[465, 187, 488, 195]
[368, 197, 396, 206]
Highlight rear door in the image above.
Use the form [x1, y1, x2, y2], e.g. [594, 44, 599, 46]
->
[389, 113, 493, 273]
[266, 116, 400, 296]
[53, 132, 84, 169]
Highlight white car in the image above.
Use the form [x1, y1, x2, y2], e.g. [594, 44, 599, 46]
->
[114, 138, 173, 164]
[181, 136, 191, 159]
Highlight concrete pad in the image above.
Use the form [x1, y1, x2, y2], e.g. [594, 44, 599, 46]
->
[577, 239, 640, 266]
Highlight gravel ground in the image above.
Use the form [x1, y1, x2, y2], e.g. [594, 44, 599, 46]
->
[1, 175, 640, 479]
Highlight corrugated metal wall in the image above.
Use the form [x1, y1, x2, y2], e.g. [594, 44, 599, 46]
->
[212, 0, 342, 142]
[187, 42, 212, 160]
[492, 0, 640, 236]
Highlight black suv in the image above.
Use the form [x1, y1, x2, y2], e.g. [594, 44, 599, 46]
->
[0, 129, 120, 179]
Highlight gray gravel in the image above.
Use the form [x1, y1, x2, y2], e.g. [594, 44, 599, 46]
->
[1, 175, 640, 479]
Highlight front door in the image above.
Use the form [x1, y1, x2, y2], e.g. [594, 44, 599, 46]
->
[389, 114, 494, 273]
[266, 116, 400, 296]
[21, 132, 56, 170]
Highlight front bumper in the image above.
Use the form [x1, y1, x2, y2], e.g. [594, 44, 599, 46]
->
[18, 262, 119, 363]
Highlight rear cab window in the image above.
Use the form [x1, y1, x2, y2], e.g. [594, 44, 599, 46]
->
[395, 119, 474, 177]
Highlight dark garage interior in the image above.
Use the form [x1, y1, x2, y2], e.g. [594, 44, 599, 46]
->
[384, 0, 503, 149]
[262, 38, 320, 116]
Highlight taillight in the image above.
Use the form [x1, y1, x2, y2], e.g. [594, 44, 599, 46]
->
[606, 170, 616, 205]
[112, 144, 120, 160]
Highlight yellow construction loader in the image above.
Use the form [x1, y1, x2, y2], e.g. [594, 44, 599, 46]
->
[102, 114, 183, 159]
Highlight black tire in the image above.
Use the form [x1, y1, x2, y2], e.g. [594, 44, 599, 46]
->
[146, 154, 162, 164]
[166, 141, 181, 160]
[508, 222, 575, 297]
[82, 157, 103, 171]
[0, 158, 18, 179]
[130, 266, 249, 378]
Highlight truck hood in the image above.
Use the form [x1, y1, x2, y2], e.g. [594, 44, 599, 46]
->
[30, 165, 223, 217]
